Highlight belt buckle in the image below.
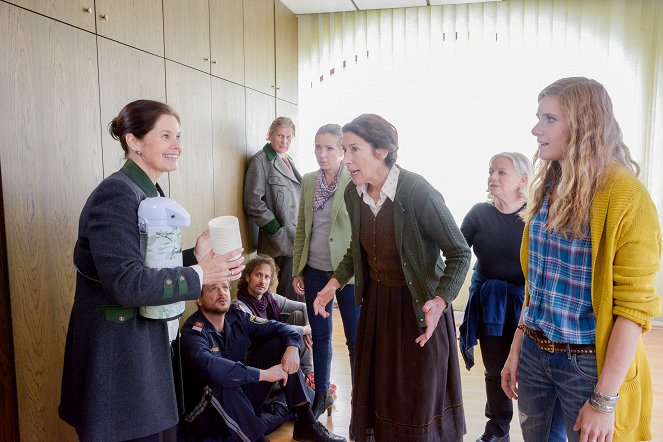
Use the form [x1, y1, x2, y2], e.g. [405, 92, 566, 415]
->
[543, 340, 556, 353]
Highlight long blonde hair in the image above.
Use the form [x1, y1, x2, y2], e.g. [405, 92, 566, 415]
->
[522, 77, 639, 238]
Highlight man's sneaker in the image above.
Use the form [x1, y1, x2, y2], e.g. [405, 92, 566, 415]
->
[293, 420, 347, 442]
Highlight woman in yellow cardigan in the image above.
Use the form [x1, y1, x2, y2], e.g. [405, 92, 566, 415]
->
[500, 77, 661, 442]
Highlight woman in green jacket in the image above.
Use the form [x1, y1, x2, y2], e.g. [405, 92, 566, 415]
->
[500, 77, 661, 442]
[314, 114, 471, 442]
[292, 124, 360, 418]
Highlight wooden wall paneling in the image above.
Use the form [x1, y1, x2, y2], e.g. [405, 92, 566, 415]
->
[165, 61, 214, 249]
[0, 4, 102, 441]
[211, 77, 248, 248]
[209, 0, 245, 84]
[97, 37, 168, 193]
[95, 0, 164, 56]
[276, 99, 299, 164]
[275, 0, 298, 104]
[245, 88, 276, 157]
[9, 0, 95, 31]
[243, 0, 276, 96]
[163, 0, 211, 73]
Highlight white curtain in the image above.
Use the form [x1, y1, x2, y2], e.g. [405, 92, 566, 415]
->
[297, 0, 663, 222]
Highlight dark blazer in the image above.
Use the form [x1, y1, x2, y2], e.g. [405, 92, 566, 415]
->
[59, 160, 202, 441]
[243, 143, 301, 257]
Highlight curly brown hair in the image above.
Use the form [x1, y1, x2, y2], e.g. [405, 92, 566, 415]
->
[237, 255, 278, 291]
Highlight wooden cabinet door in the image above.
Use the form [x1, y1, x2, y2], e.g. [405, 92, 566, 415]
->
[275, 0, 298, 104]
[164, 0, 211, 72]
[209, 0, 244, 84]
[245, 89, 276, 156]
[243, 0, 275, 96]
[276, 99, 299, 163]
[97, 37, 168, 191]
[165, 61, 214, 249]
[211, 78, 249, 251]
[10, 0, 95, 31]
[0, 4, 102, 441]
[95, 0, 164, 56]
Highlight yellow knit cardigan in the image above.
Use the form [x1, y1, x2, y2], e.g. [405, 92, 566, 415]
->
[520, 164, 662, 441]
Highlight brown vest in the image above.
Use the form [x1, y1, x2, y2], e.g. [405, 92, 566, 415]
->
[360, 198, 407, 287]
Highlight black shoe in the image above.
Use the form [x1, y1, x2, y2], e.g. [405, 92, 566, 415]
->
[293, 420, 347, 442]
[311, 391, 334, 418]
[476, 434, 510, 442]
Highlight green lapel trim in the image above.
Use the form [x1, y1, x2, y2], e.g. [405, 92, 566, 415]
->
[121, 159, 159, 197]
[263, 143, 277, 161]
[263, 142, 294, 163]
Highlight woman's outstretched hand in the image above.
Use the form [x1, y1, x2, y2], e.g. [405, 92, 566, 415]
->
[313, 278, 340, 318]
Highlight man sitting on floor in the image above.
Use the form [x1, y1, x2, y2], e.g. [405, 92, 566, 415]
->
[233, 255, 314, 377]
[179, 280, 345, 442]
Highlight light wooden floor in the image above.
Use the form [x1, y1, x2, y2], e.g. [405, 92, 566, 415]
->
[268, 308, 663, 441]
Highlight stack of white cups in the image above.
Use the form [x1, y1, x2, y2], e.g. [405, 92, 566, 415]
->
[208, 216, 242, 259]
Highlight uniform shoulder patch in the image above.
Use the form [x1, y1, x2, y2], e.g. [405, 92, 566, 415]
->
[192, 321, 205, 332]
[249, 315, 268, 324]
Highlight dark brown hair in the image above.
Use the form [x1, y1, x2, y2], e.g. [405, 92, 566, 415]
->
[342, 114, 399, 167]
[237, 255, 278, 291]
[108, 99, 180, 155]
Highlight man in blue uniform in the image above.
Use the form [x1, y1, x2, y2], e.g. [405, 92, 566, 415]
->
[179, 280, 345, 442]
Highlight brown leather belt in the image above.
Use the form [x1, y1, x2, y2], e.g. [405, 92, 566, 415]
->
[518, 324, 596, 354]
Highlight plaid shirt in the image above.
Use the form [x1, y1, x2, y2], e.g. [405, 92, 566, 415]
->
[523, 197, 596, 344]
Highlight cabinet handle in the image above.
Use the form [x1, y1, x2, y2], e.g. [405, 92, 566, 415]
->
[271, 85, 275, 88]
[276, 86, 281, 90]
[204, 57, 210, 61]
[100, 14, 109, 21]
[212, 60, 217, 64]
[83, 7, 93, 14]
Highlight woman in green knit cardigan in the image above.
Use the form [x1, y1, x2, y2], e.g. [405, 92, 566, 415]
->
[313, 113, 472, 442]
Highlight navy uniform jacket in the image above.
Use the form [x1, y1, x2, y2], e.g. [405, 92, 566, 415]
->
[180, 306, 302, 413]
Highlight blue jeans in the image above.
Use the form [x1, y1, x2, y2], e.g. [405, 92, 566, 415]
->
[517, 333, 598, 442]
[303, 265, 360, 394]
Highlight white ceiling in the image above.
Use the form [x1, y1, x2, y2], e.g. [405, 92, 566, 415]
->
[279, 0, 502, 15]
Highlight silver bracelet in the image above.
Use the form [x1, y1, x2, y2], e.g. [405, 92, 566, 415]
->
[593, 386, 619, 403]
[588, 396, 616, 414]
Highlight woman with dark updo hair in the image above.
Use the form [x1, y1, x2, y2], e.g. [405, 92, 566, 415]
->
[59, 99, 244, 442]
